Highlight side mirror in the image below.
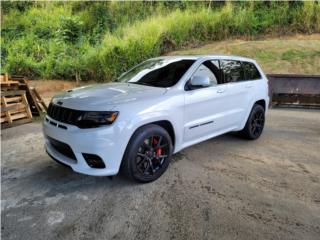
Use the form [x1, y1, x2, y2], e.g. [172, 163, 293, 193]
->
[189, 76, 210, 89]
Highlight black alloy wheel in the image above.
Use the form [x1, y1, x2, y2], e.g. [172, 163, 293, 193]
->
[239, 104, 265, 140]
[136, 135, 169, 176]
[250, 109, 265, 138]
[121, 124, 173, 182]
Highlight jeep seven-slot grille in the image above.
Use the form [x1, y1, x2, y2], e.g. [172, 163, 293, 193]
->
[47, 103, 83, 125]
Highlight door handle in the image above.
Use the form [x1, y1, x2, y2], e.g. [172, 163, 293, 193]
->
[245, 85, 253, 88]
[217, 89, 225, 93]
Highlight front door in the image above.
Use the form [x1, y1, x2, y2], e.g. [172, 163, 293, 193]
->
[183, 60, 230, 143]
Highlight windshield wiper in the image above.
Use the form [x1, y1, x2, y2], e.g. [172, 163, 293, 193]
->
[129, 82, 153, 87]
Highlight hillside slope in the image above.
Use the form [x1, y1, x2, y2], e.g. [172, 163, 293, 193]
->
[2, 2, 320, 80]
[31, 35, 320, 103]
[169, 34, 320, 74]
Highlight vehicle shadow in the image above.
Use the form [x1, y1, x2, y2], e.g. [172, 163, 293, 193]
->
[2, 132, 248, 200]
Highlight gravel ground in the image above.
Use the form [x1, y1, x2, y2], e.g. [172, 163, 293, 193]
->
[1, 109, 320, 240]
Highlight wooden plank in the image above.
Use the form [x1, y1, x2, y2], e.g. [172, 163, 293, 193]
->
[0, 73, 9, 82]
[1, 90, 26, 97]
[0, 81, 20, 86]
[1, 118, 32, 129]
[32, 87, 48, 112]
[21, 93, 33, 119]
[10, 112, 28, 120]
[1, 96, 12, 124]
[1, 103, 26, 112]
[5, 96, 22, 103]
[16, 79, 41, 116]
[1, 86, 20, 92]
[9, 75, 26, 82]
[7, 108, 27, 115]
[28, 87, 42, 115]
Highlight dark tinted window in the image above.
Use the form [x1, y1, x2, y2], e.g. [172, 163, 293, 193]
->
[220, 60, 244, 83]
[117, 59, 195, 88]
[242, 62, 261, 80]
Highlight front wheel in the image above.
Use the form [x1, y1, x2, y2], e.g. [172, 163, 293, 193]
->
[121, 124, 173, 183]
[239, 104, 265, 140]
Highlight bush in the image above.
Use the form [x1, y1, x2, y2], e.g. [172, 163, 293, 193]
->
[1, 1, 320, 81]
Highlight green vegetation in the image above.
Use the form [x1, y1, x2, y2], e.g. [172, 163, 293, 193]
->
[169, 35, 320, 74]
[1, 1, 320, 81]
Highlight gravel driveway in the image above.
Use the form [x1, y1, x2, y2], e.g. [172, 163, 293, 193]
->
[1, 109, 320, 240]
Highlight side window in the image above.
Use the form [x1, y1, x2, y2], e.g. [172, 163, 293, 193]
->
[193, 64, 218, 86]
[242, 62, 262, 80]
[220, 60, 244, 83]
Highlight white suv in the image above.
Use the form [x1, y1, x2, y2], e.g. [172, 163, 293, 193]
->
[43, 55, 269, 182]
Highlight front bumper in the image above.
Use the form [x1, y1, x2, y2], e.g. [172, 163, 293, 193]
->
[43, 115, 129, 176]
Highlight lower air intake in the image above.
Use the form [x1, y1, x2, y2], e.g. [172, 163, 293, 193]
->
[82, 153, 106, 169]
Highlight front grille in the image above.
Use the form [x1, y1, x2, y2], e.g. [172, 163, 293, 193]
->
[47, 103, 83, 126]
[47, 136, 77, 162]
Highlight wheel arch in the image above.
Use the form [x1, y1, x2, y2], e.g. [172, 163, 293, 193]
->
[239, 98, 267, 131]
[150, 120, 176, 147]
[131, 120, 176, 148]
[254, 99, 266, 111]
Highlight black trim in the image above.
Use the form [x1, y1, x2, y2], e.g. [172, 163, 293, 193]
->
[58, 124, 67, 130]
[200, 120, 214, 126]
[82, 153, 106, 169]
[46, 150, 71, 169]
[47, 136, 77, 161]
[189, 120, 214, 129]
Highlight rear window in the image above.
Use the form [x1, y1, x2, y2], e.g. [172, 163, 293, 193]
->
[220, 60, 245, 83]
[242, 62, 261, 80]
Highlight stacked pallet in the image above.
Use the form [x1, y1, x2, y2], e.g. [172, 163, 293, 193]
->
[10, 75, 47, 115]
[1, 73, 47, 129]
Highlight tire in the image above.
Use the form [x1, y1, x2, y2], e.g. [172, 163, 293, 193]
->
[239, 104, 265, 140]
[121, 124, 173, 183]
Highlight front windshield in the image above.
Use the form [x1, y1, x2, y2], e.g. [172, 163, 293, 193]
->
[116, 59, 195, 88]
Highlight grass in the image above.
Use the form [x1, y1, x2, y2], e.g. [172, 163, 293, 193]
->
[169, 34, 320, 74]
[32, 34, 320, 102]
[2, 1, 320, 81]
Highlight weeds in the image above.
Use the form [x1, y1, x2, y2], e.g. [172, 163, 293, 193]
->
[1, 1, 320, 81]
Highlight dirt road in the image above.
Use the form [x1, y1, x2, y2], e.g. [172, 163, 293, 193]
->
[1, 109, 320, 240]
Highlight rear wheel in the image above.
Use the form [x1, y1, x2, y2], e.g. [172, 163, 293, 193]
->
[121, 124, 173, 183]
[239, 104, 265, 140]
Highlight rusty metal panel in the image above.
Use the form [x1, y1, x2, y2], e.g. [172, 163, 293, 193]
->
[266, 74, 320, 108]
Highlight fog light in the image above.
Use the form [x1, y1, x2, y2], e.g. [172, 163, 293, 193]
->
[82, 153, 106, 169]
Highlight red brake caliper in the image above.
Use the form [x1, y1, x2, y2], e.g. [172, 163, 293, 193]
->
[153, 138, 162, 157]
[156, 148, 162, 156]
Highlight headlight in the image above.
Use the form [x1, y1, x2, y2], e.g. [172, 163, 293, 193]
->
[76, 111, 119, 128]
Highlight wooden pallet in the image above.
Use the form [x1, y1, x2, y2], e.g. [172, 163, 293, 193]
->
[0, 73, 9, 82]
[10, 75, 47, 115]
[31, 87, 48, 112]
[1, 90, 33, 129]
[1, 73, 48, 128]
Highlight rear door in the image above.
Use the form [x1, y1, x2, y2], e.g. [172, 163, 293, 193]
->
[242, 61, 264, 99]
[219, 59, 251, 127]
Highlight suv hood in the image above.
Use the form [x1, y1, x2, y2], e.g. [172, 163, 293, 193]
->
[52, 82, 167, 111]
